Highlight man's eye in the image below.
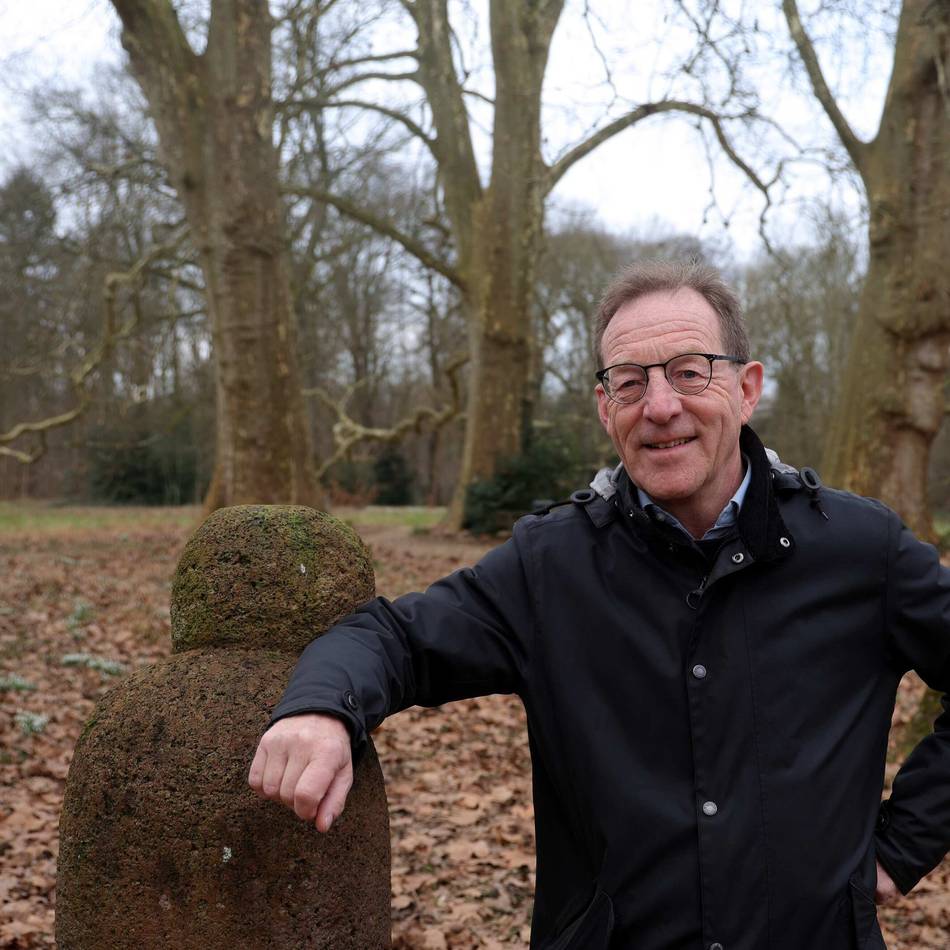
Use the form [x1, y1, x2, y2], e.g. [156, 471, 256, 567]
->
[673, 369, 701, 381]
[616, 377, 644, 390]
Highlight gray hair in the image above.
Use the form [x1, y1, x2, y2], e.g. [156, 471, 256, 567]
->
[593, 259, 750, 366]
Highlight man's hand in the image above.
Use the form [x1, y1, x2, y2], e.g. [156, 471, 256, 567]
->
[248, 713, 353, 832]
[875, 860, 900, 905]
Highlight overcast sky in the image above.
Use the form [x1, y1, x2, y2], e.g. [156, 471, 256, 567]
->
[0, 0, 891, 261]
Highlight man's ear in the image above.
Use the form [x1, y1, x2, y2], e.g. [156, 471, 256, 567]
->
[739, 361, 764, 424]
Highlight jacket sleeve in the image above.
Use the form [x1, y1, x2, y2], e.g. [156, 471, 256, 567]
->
[267, 527, 536, 753]
[874, 509, 950, 894]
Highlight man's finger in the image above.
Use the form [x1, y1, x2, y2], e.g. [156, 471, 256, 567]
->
[314, 760, 353, 833]
[278, 754, 309, 811]
[247, 744, 268, 795]
[259, 748, 289, 800]
[293, 759, 340, 823]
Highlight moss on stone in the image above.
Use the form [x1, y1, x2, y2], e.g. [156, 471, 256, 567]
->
[77, 714, 99, 744]
[170, 505, 375, 654]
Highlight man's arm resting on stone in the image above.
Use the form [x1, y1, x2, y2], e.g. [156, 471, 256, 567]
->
[248, 712, 352, 832]
[249, 530, 536, 827]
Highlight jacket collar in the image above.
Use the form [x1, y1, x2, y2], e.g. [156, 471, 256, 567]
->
[736, 425, 795, 562]
[613, 425, 794, 563]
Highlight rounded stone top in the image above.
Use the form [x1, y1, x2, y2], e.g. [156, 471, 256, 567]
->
[170, 505, 375, 654]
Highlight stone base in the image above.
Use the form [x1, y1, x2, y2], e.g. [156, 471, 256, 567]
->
[56, 649, 390, 949]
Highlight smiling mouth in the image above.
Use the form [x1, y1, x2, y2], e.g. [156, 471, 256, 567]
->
[644, 437, 696, 450]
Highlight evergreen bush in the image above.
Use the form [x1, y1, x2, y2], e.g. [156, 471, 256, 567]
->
[463, 433, 587, 534]
[373, 446, 414, 505]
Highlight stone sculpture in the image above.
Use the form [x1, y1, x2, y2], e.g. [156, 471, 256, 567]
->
[56, 505, 390, 949]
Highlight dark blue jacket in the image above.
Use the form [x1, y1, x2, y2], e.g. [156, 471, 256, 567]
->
[272, 428, 950, 949]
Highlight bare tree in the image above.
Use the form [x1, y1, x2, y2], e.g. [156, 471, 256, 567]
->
[108, 0, 320, 509]
[282, 0, 773, 527]
[742, 208, 861, 468]
[782, 0, 950, 540]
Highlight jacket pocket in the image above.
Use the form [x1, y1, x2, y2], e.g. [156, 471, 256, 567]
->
[543, 886, 614, 950]
[848, 875, 887, 950]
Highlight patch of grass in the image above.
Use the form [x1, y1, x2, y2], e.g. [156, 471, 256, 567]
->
[14, 711, 49, 736]
[335, 505, 446, 530]
[0, 674, 36, 693]
[66, 600, 94, 630]
[61, 653, 125, 676]
[0, 501, 200, 535]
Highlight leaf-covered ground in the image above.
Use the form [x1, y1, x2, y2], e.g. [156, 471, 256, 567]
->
[0, 505, 947, 948]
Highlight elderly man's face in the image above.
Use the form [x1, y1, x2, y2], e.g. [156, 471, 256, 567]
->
[596, 288, 763, 535]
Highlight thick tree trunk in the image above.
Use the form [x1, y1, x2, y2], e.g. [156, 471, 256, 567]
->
[111, 0, 319, 509]
[447, 187, 545, 525]
[334, 0, 720, 528]
[820, 1, 950, 541]
[421, 0, 560, 528]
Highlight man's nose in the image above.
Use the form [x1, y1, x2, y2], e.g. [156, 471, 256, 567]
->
[641, 368, 683, 422]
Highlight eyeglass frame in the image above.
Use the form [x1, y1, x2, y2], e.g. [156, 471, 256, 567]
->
[595, 353, 747, 404]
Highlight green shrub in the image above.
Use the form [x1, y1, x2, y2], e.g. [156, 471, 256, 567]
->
[84, 399, 211, 505]
[463, 434, 588, 534]
[373, 446, 414, 505]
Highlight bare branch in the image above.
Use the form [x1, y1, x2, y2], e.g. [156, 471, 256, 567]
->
[544, 100, 769, 196]
[582, 1, 619, 107]
[0, 228, 190, 463]
[702, 110, 773, 199]
[781, 0, 868, 172]
[324, 70, 419, 98]
[280, 97, 436, 155]
[308, 353, 468, 481]
[461, 86, 494, 107]
[281, 184, 466, 290]
[109, 0, 197, 87]
[330, 49, 419, 70]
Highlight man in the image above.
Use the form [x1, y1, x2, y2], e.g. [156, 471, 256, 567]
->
[249, 260, 949, 949]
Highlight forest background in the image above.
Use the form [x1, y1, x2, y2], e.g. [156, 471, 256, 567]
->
[1, 0, 948, 540]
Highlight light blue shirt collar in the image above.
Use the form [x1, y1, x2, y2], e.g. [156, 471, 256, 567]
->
[636, 456, 751, 542]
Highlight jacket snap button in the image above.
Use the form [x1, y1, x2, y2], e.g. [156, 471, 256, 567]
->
[692, 664, 707, 680]
[702, 801, 718, 816]
[779, 536, 791, 548]
[731, 552, 744, 564]
[344, 691, 359, 711]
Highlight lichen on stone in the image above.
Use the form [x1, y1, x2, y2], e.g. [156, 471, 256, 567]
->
[169, 505, 375, 654]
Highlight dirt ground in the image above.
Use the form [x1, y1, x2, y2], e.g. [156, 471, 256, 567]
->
[0, 506, 947, 948]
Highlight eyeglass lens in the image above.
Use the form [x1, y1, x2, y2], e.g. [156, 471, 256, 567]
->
[606, 354, 712, 402]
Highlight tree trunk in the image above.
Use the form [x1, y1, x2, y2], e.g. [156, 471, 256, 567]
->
[412, 0, 561, 528]
[317, 0, 740, 528]
[819, 1, 950, 541]
[111, 0, 319, 509]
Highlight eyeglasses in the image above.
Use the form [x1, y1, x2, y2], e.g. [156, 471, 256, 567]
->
[596, 353, 746, 405]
